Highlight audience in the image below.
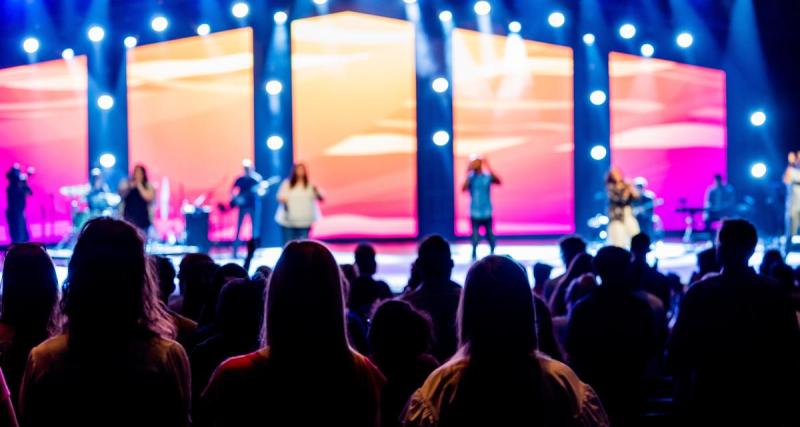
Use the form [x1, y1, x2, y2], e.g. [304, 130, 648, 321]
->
[400, 235, 462, 363]
[0, 243, 58, 409]
[551, 273, 597, 354]
[403, 255, 608, 426]
[174, 253, 217, 321]
[187, 263, 249, 353]
[152, 255, 197, 346]
[759, 248, 784, 277]
[350, 243, 393, 322]
[541, 235, 587, 302]
[197, 241, 385, 427]
[630, 233, 672, 311]
[19, 218, 190, 427]
[532, 262, 553, 296]
[548, 253, 594, 317]
[669, 219, 800, 426]
[690, 246, 720, 284]
[341, 264, 369, 355]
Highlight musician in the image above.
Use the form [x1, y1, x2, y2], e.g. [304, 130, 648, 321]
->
[606, 167, 640, 248]
[783, 151, 800, 242]
[5, 164, 33, 243]
[87, 168, 112, 216]
[703, 174, 735, 232]
[632, 177, 656, 238]
[119, 164, 155, 234]
[462, 155, 501, 260]
[232, 159, 263, 252]
[276, 163, 323, 244]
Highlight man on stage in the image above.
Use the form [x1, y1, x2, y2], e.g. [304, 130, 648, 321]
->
[783, 151, 800, 246]
[703, 173, 736, 233]
[231, 159, 263, 255]
[462, 156, 500, 260]
[5, 164, 32, 243]
[632, 177, 657, 238]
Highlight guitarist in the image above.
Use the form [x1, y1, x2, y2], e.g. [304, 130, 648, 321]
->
[231, 159, 263, 256]
[632, 177, 657, 238]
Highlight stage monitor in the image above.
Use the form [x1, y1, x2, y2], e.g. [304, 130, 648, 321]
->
[127, 28, 254, 241]
[0, 56, 88, 244]
[609, 52, 727, 231]
[292, 12, 417, 239]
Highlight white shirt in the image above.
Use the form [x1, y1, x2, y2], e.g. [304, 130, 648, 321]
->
[277, 180, 318, 228]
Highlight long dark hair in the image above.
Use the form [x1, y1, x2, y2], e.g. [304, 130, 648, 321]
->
[289, 163, 309, 188]
[133, 164, 149, 186]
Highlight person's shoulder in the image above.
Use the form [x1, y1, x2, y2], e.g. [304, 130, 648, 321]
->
[27, 334, 70, 374]
[216, 348, 270, 377]
[351, 350, 387, 384]
[537, 354, 610, 425]
[418, 356, 469, 397]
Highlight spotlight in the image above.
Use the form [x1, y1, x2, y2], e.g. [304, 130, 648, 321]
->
[473, 1, 491, 16]
[151, 16, 169, 32]
[313, 0, 328, 4]
[274, 11, 288, 24]
[232, 2, 250, 18]
[590, 145, 608, 161]
[87, 26, 105, 42]
[508, 21, 522, 33]
[619, 23, 636, 39]
[267, 136, 285, 151]
[432, 77, 449, 93]
[548, 12, 565, 28]
[265, 80, 283, 95]
[99, 153, 117, 169]
[97, 94, 114, 111]
[61, 48, 75, 60]
[197, 24, 211, 36]
[439, 10, 453, 22]
[402, 0, 417, 3]
[676, 32, 694, 48]
[589, 90, 607, 106]
[124, 36, 138, 49]
[750, 111, 767, 127]
[433, 130, 450, 146]
[751, 162, 767, 179]
[582, 33, 595, 45]
[640, 43, 654, 57]
[22, 37, 40, 54]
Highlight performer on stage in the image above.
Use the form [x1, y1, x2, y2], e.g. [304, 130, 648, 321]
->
[119, 164, 155, 235]
[703, 173, 735, 232]
[783, 151, 800, 243]
[5, 164, 33, 243]
[632, 177, 657, 238]
[606, 167, 640, 248]
[231, 159, 263, 253]
[276, 163, 323, 244]
[462, 155, 500, 260]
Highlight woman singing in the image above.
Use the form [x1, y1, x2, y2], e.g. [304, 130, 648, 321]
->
[276, 163, 323, 244]
[119, 165, 155, 235]
[606, 167, 640, 248]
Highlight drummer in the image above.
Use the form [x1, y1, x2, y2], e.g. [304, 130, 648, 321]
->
[86, 168, 119, 217]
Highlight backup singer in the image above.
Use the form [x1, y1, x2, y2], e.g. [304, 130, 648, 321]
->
[784, 151, 800, 243]
[231, 159, 263, 253]
[463, 156, 501, 260]
[119, 164, 155, 234]
[276, 163, 323, 244]
[606, 168, 640, 248]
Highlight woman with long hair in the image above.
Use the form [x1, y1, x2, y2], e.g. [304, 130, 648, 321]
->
[0, 243, 58, 408]
[275, 163, 323, 244]
[404, 255, 608, 427]
[119, 164, 155, 234]
[19, 218, 190, 427]
[548, 253, 594, 317]
[197, 241, 384, 427]
[606, 167, 640, 248]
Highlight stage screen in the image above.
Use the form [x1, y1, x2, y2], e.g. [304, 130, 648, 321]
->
[127, 28, 254, 241]
[610, 52, 727, 231]
[0, 57, 88, 244]
[453, 30, 575, 236]
[292, 12, 417, 239]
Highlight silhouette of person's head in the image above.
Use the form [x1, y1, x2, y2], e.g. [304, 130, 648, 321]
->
[177, 253, 217, 321]
[253, 265, 273, 281]
[696, 247, 720, 278]
[630, 233, 651, 259]
[714, 173, 723, 185]
[769, 262, 795, 291]
[200, 263, 249, 326]
[558, 236, 587, 267]
[216, 278, 266, 341]
[151, 255, 176, 304]
[369, 300, 432, 360]
[532, 262, 553, 288]
[565, 274, 597, 312]
[716, 219, 757, 269]
[593, 246, 633, 290]
[759, 249, 784, 276]
[1, 243, 59, 340]
[416, 235, 454, 282]
[354, 243, 378, 277]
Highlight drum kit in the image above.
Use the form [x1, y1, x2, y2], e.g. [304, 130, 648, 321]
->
[57, 183, 121, 247]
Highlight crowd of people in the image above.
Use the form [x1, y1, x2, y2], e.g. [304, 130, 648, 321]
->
[0, 216, 798, 426]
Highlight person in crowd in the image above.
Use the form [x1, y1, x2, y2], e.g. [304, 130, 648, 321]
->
[567, 246, 660, 426]
[152, 255, 197, 347]
[551, 273, 597, 356]
[0, 243, 58, 409]
[276, 163, 323, 244]
[368, 300, 439, 427]
[532, 262, 553, 296]
[187, 263, 249, 354]
[532, 295, 564, 362]
[542, 236, 587, 302]
[703, 173, 735, 233]
[606, 168, 640, 248]
[231, 159, 264, 257]
[548, 253, 594, 317]
[0, 368, 18, 427]
[759, 248, 784, 277]
[630, 233, 672, 311]
[197, 241, 385, 427]
[350, 243, 393, 323]
[400, 235, 462, 363]
[191, 278, 266, 406]
[403, 255, 608, 427]
[19, 218, 189, 427]
[340, 264, 369, 355]
[252, 265, 272, 281]
[462, 156, 501, 260]
[174, 253, 217, 320]
[669, 219, 800, 426]
[690, 247, 720, 284]
[119, 164, 155, 235]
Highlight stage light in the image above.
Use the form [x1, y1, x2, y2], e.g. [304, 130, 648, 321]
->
[590, 145, 608, 161]
[676, 32, 694, 48]
[265, 80, 283, 95]
[22, 37, 40, 54]
[61, 48, 75, 60]
[402, 0, 417, 3]
[439, 11, 453, 22]
[640, 43, 655, 57]
[232, 2, 250, 18]
[432, 77, 449, 93]
[474, 1, 491, 16]
[750, 111, 767, 127]
[124, 36, 138, 49]
[267, 136, 285, 151]
[548, 12, 565, 28]
[619, 23, 636, 39]
[313, 0, 328, 4]
[274, 11, 288, 24]
[197, 24, 211, 36]
[582, 33, 595, 45]
[589, 90, 607, 106]
[433, 130, 450, 146]
[151, 16, 169, 32]
[508, 21, 522, 33]
[751, 162, 767, 179]
[97, 95, 114, 111]
[88, 26, 105, 42]
[99, 153, 117, 169]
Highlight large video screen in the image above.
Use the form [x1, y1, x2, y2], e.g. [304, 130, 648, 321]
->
[452, 30, 575, 236]
[0, 57, 88, 244]
[127, 28, 254, 241]
[292, 12, 417, 239]
[610, 52, 727, 231]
